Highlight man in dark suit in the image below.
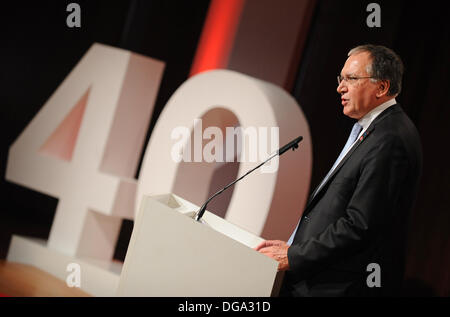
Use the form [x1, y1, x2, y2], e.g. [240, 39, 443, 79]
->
[256, 44, 422, 296]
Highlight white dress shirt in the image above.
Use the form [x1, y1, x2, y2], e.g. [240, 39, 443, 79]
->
[356, 97, 397, 140]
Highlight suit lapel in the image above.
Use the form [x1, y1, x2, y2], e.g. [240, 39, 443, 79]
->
[303, 104, 401, 215]
[303, 126, 374, 214]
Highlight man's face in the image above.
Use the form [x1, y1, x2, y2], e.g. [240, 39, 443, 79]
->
[337, 52, 380, 120]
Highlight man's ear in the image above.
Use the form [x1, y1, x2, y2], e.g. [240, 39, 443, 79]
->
[376, 80, 390, 98]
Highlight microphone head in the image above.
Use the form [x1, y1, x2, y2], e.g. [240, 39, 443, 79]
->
[278, 136, 303, 155]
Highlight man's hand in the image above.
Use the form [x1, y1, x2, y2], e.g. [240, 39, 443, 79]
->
[254, 240, 290, 271]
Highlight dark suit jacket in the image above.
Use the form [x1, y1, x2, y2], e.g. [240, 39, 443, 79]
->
[281, 104, 422, 297]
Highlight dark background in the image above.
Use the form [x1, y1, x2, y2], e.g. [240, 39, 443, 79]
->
[1, 0, 449, 296]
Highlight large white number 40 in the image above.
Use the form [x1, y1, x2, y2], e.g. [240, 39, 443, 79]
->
[6, 43, 164, 260]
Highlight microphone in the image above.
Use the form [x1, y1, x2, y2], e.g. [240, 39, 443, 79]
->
[195, 135, 303, 222]
[278, 136, 303, 155]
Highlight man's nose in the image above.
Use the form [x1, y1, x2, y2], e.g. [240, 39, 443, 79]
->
[337, 81, 347, 94]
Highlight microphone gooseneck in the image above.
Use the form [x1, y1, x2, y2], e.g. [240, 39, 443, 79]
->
[195, 136, 303, 222]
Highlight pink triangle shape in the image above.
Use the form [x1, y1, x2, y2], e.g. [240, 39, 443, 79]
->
[39, 88, 90, 161]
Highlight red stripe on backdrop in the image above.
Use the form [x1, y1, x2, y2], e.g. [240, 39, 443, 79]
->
[189, 0, 245, 76]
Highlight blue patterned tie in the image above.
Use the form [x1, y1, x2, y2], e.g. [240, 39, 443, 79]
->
[287, 122, 362, 245]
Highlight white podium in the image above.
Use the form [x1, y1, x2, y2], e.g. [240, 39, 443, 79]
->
[117, 193, 281, 297]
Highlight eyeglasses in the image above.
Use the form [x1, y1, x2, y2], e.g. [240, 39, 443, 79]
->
[337, 75, 375, 85]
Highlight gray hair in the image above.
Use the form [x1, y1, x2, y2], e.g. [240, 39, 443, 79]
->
[348, 44, 404, 96]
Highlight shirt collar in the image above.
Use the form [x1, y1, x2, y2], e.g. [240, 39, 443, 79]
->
[358, 98, 397, 131]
